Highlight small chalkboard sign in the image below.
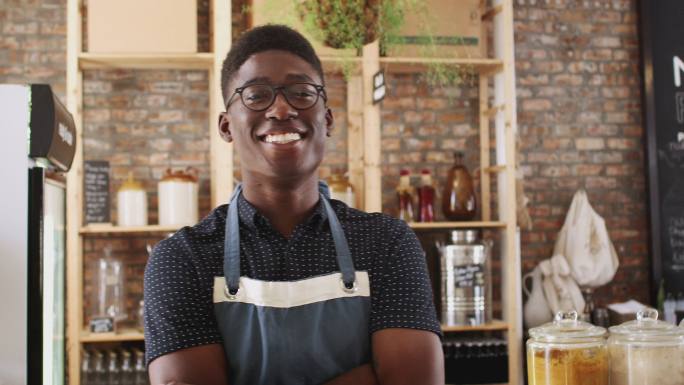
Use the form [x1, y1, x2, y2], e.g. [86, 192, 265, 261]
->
[84, 160, 110, 224]
[454, 264, 484, 288]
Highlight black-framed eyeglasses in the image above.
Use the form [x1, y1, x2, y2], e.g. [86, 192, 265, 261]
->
[226, 82, 327, 111]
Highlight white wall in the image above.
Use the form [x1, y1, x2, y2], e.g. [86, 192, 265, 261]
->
[0, 84, 30, 385]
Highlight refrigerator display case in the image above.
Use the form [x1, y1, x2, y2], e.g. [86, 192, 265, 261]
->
[0, 84, 76, 385]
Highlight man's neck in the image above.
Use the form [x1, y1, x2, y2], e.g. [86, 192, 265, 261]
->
[240, 174, 320, 238]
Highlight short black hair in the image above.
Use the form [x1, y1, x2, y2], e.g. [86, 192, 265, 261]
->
[220, 24, 325, 105]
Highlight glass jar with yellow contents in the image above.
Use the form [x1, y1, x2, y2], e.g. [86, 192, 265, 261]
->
[527, 310, 608, 385]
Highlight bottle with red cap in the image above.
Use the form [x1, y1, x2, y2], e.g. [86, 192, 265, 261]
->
[396, 169, 415, 222]
[417, 169, 435, 222]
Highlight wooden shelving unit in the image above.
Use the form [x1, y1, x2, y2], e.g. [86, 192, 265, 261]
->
[66, 0, 521, 384]
[65, 1, 232, 384]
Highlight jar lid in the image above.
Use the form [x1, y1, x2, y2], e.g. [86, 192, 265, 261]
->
[609, 308, 684, 340]
[160, 167, 198, 183]
[450, 229, 480, 244]
[119, 172, 144, 191]
[529, 310, 606, 342]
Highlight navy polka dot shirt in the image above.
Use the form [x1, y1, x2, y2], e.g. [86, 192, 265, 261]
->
[144, 194, 441, 365]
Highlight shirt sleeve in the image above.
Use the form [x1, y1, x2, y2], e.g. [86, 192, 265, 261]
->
[370, 219, 442, 337]
[144, 234, 223, 365]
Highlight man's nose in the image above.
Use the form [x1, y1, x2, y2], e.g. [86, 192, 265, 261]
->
[265, 92, 297, 120]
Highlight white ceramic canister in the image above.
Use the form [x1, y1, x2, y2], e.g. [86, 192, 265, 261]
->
[117, 173, 147, 227]
[158, 167, 198, 226]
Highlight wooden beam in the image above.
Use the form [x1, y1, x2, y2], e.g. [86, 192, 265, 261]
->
[479, 75, 492, 222]
[346, 76, 365, 209]
[210, 0, 233, 207]
[494, 0, 522, 383]
[65, 1, 83, 385]
[362, 41, 382, 213]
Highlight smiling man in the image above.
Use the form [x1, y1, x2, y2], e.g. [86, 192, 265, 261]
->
[144, 25, 444, 385]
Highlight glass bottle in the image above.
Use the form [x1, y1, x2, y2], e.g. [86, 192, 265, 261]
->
[417, 169, 435, 222]
[133, 349, 148, 385]
[442, 152, 476, 221]
[81, 349, 92, 385]
[92, 350, 106, 385]
[95, 246, 127, 324]
[106, 350, 121, 385]
[396, 169, 415, 222]
[120, 349, 135, 385]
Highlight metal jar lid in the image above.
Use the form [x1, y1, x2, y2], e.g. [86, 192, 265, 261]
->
[529, 310, 607, 343]
[609, 308, 684, 343]
[450, 229, 480, 244]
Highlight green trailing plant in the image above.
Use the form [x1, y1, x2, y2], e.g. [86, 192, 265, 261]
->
[251, 0, 475, 88]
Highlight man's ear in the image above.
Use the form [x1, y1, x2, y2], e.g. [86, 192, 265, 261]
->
[325, 107, 334, 137]
[218, 112, 233, 143]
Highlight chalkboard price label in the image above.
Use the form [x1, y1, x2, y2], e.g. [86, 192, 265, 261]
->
[84, 160, 110, 224]
[454, 264, 485, 288]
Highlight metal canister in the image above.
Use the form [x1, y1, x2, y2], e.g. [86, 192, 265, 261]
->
[441, 229, 492, 325]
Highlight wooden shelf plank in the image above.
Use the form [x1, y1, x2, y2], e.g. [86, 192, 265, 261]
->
[79, 52, 214, 70]
[441, 319, 508, 332]
[379, 57, 503, 74]
[80, 224, 181, 234]
[408, 221, 506, 230]
[80, 329, 144, 343]
[483, 165, 507, 173]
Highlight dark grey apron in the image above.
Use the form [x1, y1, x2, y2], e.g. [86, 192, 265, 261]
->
[213, 183, 371, 385]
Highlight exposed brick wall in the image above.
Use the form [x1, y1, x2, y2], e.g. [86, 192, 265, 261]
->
[514, 0, 649, 306]
[0, 0, 66, 99]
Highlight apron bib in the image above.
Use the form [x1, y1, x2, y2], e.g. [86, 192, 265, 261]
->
[213, 183, 371, 385]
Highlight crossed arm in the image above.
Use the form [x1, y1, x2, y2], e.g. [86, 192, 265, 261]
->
[148, 327, 444, 385]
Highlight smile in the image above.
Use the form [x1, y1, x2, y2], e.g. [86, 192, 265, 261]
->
[262, 132, 302, 144]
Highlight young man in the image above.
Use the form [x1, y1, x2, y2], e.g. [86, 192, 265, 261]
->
[144, 25, 443, 385]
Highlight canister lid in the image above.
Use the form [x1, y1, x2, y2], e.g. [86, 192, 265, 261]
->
[160, 167, 198, 183]
[529, 310, 606, 342]
[450, 229, 480, 244]
[119, 172, 144, 191]
[609, 308, 684, 340]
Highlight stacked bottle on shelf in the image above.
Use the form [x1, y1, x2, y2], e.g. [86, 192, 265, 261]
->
[81, 348, 148, 385]
[395, 152, 477, 222]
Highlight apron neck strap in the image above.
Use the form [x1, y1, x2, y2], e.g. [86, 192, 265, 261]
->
[223, 182, 356, 294]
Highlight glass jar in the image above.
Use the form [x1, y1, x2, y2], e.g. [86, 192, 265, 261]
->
[608, 308, 684, 385]
[328, 171, 355, 208]
[527, 310, 608, 385]
[440, 230, 491, 326]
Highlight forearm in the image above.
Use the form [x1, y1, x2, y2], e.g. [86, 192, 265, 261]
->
[323, 363, 378, 385]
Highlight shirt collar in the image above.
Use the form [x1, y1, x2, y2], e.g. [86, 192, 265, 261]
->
[236, 193, 330, 232]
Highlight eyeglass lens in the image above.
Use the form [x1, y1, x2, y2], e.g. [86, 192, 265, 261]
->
[241, 83, 320, 110]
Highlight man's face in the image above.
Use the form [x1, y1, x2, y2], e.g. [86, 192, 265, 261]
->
[219, 50, 333, 181]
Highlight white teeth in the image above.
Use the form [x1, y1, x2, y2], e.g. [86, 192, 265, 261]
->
[264, 133, 302, 144]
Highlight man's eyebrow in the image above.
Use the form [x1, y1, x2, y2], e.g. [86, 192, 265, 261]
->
[285, 73, 315, 82]
[241, 76, 271, 86]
